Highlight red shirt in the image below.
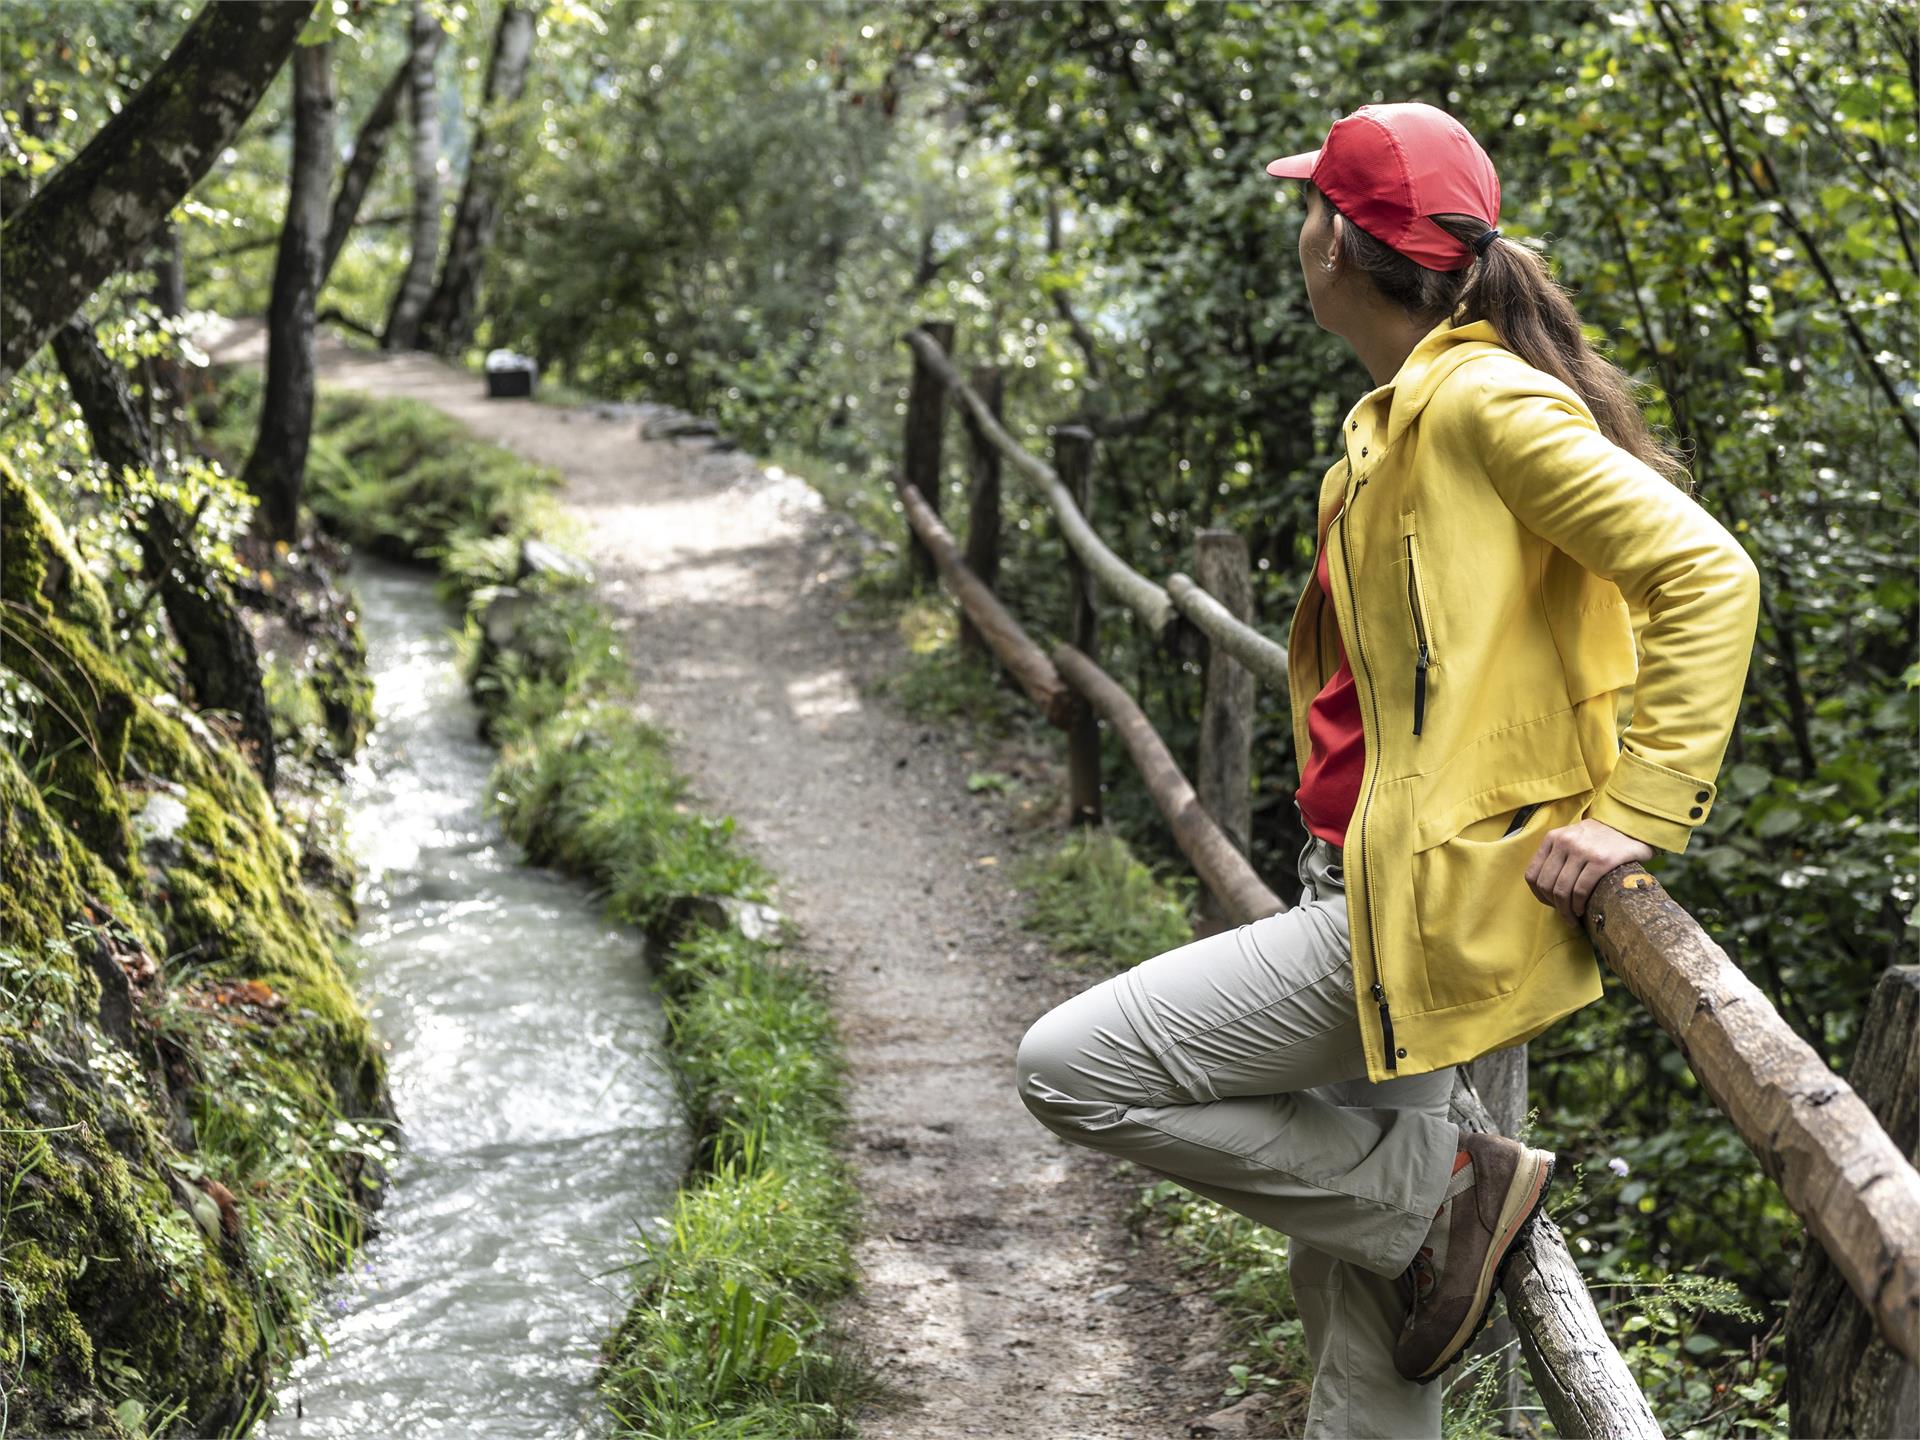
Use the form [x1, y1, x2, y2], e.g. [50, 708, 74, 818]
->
[1296, 513, 1365, 848]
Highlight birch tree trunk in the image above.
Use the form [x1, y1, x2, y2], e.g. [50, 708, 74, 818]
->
[322, 53, 411, 287]
[381, 0, 446, 348]
[417, 1, 534, 353]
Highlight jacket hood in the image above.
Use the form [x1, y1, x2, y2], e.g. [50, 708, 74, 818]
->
[1355, 316, 1509, 456]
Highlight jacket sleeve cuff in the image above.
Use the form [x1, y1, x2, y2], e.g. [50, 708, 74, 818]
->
[1584, 789, 1695, 855]
[1585, 747, 1720, 854]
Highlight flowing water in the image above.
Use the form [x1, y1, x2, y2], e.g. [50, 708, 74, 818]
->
[262, 556, 690, 1438]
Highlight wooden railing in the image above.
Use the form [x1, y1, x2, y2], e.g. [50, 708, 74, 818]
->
[895, 322, 1920, 1436]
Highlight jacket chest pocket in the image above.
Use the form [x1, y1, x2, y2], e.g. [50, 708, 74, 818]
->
[1399, 511, 1440, 736]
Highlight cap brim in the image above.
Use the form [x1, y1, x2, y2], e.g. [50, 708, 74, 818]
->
[1264, 149, 1319, 178]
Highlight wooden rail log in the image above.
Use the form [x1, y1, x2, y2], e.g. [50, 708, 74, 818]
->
[903, 327, 1178, 640]
[894, 475, 1075, 730]
[1451, 1073, 1662, 1438]
[1167, 571, 1289, 691]
[1052, 643, 1281, 922]
[1588, 867, 1920, 1363]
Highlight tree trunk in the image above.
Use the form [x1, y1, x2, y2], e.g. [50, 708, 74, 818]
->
[51, 321, 277, 791]
[1786, 966, 1920, 1438]
[381, 0, 445, 348]
[145, 222, 191, 437]
[241, 39, 335, 545]
[417, 1, 534, 353]
[322, 53, 410, 287]
[0, 0, 317, 384]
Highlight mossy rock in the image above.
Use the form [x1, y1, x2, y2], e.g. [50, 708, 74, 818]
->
[0, 458, 393, 1430]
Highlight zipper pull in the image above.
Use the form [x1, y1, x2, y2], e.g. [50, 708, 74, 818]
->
[1371, 982, 1399, 1071]
[1413, 644, 1429, 736]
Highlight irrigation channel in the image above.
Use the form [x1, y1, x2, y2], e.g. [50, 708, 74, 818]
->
[260, 555, 690, 1437]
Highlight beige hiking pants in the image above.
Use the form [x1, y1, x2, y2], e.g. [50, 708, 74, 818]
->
[1014, 827, 1462, 1438]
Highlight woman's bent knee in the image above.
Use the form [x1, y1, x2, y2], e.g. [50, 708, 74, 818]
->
[1014, 1004, 1079, 1129]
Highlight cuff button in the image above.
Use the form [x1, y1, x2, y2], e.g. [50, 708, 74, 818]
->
[1694, 789, 1710, 802]
[1689, 806, 1704, 818]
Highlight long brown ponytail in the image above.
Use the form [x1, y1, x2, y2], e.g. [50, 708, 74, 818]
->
[1301, 180, 1694, 494]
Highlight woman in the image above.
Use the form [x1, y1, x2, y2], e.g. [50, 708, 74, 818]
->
[1014, 101, 1759, 1437]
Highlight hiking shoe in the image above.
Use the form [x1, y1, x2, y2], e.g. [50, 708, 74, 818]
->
[1392, 1130, 1555, 1384]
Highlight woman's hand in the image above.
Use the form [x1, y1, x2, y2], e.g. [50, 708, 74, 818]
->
[1524, 818, 1655, 925]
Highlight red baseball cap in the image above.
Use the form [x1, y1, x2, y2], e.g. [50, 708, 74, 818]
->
[1264, 102, 1501, 272]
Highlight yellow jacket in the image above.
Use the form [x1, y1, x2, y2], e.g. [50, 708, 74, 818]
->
[1286, 315, 1760, 1084]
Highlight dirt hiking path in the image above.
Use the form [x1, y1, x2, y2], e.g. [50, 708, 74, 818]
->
[211, 328, 1259, 1439]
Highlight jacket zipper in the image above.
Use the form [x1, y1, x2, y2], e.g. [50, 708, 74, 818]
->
[1372, 981, 1397, 1060]
[1335, 456, 1396, 1073]
[1404, 533, 1436, 735]
[1503, 800, 1543, 837]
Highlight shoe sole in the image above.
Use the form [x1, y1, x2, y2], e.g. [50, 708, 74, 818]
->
[1411, 1146, 1555, 1385]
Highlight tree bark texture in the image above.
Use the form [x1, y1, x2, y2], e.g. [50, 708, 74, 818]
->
[242, 39, 335, 544]
[0, 0, 317, 384]
[905, 326, 1178, 640]
[1166, 570, 1288, 690]
[322, 53, 411, 286]
[1451, 1071, 1663, 1439]
[902, 320, 954, 592]
[418, 0, 534, 352]
[381, 0, 445, 347]
[1053, 643, 1281, 922]
[1588, 866, 1920, 1363]
[1468, 1044, 1531, 1435]
[1785, 966, 1920, 1438]
[957, 362, 1004, 658]
[895, 476, 1073, 728]
[51, 321, 277, 791]
[144, 222, 191, 436]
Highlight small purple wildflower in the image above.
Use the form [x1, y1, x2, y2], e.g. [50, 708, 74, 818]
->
[1607, 1157, 1630, 1177]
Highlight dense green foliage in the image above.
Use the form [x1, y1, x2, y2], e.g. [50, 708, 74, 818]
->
[4, 0, 1912, 1430]
[0, 408, 391, 1432]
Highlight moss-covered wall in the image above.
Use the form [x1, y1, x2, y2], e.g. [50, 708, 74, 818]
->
[0, 456, 392, 1436]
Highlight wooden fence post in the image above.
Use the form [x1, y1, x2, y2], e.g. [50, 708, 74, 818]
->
[1785, 966, 1920, 1438]
[1056, 425, 1100, 827]
[1194, 529, 1254, 929]
[1470, 1043, 1531, 1434]
[903, 319, 954, 592]
[958, 361, 1004, 658]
